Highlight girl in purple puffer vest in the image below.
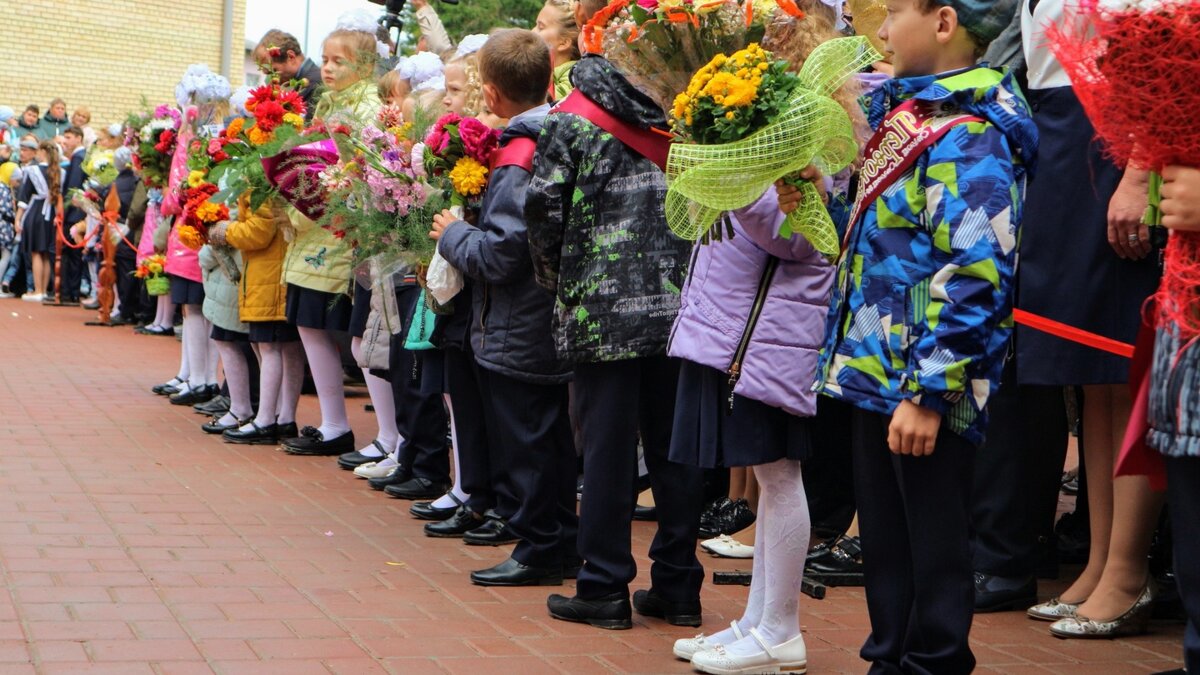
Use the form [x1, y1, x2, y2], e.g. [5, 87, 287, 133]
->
[666, 183, 834, 670]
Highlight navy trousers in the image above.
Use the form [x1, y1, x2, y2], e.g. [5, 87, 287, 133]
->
[60, 244, 83, 302]
[475, 366, 577, 568]
[851, 408, 976, 675]
[1166, 455, 1200, 673]
[573, 356, 705, 602]
[390, 284, 449, 485]
[445, 344, 517, 519]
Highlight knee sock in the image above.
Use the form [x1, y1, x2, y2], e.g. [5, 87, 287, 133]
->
[205, 336, 220, 386]
[250, 343, 282, 429]
[297, 327, 349, 438]
[182, 306, 208, 390]
[721, 459, 810, 656]
[215, 340, 253, 423]
[432, 393, 470, 509]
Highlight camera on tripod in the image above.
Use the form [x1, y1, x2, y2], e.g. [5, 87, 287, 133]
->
[368, 0, 459, 33]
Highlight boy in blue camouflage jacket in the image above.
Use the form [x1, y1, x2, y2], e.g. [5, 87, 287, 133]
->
[781, 1, 1037, 672]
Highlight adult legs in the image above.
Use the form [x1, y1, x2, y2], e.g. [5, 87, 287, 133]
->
[296, 325, 351, 440]
[32, 251, 49, 296]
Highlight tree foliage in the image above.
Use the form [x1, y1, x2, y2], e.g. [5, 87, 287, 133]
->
[390, 0, 543, 50]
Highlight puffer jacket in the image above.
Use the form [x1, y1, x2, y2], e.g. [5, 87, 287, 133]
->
[439, 104, 570, 385]
[284, 79, 382, 296]
[200, 244, 247, 333]
[816, 66, 1039, 447]
[669, 187, 834, 418]
[225, 196, 289, 322]
[357, 259, 405, 372]
[526, 55, 692, 364]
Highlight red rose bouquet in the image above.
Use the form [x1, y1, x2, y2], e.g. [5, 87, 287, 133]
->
[126, 104, 182, 189]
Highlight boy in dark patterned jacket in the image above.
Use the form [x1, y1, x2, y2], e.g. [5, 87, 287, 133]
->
[526, 0, 706, 631]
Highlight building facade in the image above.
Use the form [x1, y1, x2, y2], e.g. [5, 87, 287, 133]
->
[3, 0, 246, 128]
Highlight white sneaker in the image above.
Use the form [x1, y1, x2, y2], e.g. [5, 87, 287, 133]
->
[21, 293, 43, 302]
[700, 534, 754, 559]
[354, 459, 399, 479]
[0, 291, 14, 299]
[691, 629, 807, 675]
[674, 621, 744, 661]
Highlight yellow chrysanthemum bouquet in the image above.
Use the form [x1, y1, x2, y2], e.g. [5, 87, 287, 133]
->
[665, 37, 880, 258]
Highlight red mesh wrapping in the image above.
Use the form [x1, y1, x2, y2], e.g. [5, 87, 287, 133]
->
[1047, 1, 1200, 338]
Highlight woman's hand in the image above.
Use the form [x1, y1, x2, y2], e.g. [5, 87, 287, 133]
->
[1161, 165, 1200, 232]
[1107, 168, 1151, 260]
[774, 165, 825, 215]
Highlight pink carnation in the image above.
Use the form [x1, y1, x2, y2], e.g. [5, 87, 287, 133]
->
[458, 117, 501, 164]
[424, 113, 463, 155]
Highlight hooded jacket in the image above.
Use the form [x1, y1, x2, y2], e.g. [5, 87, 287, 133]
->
[816, 66, 1039, 447]
[439, 104, 570, 385]
[199, 244, 247, 333]
[225, 196, 290, 323]
[668, 187, 834, 418]
[525, 55, 692, 364]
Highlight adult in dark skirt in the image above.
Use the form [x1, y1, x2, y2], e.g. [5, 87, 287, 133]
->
[1018, 0, 1165, 640]
[665, 192, 833, 670]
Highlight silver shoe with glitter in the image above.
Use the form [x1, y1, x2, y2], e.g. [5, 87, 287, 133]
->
[1048, 584, 1154, 639]
[1027, 597, 1082, 621]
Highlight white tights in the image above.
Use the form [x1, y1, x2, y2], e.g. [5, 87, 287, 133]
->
[297, 326, 350, 439]
[181, 305, 219, 390]
[431, 393, 470, 509]
[243, 341, 304, 431]
[153, 295, 175, 331]
[350, 336, 397, 457]
[214, 340, 253, 424]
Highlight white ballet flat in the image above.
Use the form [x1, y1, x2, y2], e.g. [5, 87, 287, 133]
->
[691, 628, 807, 675]
[701, 534, 754, 559]
[674, 621, 744, 661]
[354, 461, 398, 479]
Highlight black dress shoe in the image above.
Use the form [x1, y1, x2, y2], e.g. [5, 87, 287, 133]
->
[806, 534, 864, 587]
[547, 592, 632, 630]
[384, 477, 449, 500]
[424, 508, 483, 537]
[283, 430, 355, 456]
[699, 498, 755, 539]
[194, 395, 230, 416]
[201, 416, 244, 434]
[169, 384, 218, 406]
[633, 505, 657, 521]
[152, 379, 184, 395]
[973, 572, 1038, 613]
[337, 441, 388, 470]
[632, 588, 702, 627]
[410, 493, 464, 521]
[463, 517, 519, 546]
[368, 466, 412, 491]
[275, 422, 298, 439]
[471, 557, 562, 587]
[698, 497, 732, 535]
[222, 421, 279, 445]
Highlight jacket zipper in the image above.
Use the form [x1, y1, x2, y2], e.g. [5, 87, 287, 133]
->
[478, 283, 489, 352]
[727, 256, 779, 413]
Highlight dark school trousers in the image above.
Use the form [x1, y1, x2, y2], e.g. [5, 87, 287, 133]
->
[475, 366, 577, 568]
[574, 356, 705, 602]
[851, 408, 976, 675]
[390, 284, 450, 485]
[115, 243, 144, 323]
[971, 380, 1068, 579]
[445, 344, 518, 519]
[60, 240, 83, 302]
[1166, 455, 1200, 673]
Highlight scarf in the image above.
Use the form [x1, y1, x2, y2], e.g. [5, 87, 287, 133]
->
[23, 164, 53, 220]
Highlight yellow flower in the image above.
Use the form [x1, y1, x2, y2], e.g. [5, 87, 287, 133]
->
[177, 224, 205, 251]
[283, 113, 304, 129]
[147, 261, 163, 274]
[449, 157, 489, 197]
[186, 170, 205, 188]
[195, 201, 222, 223]
[247, 126, 273, 146]
[725, 111, 736, 120]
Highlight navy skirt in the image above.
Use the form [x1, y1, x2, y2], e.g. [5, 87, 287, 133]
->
[349, 281, 371, 338]
[285, 284, 352, 331]
[169, 275, 205, 306]
[1014, 87, 1161, 385]
[668, 360, 811, 469]
[210, 325, 248, 342]
[248, 320, 300, 344]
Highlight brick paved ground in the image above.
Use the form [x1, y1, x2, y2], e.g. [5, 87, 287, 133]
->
[0, 302, 1186, 674]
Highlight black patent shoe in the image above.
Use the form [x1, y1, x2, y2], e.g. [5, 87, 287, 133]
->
[170, 384, 217, 406]
[470, 557, 562, 587]
[368, 465, 412, 491]
[201, 416, 244, 435]
[411, 493, 465, 521]
[283, 429, 355, 456]
[700, 498, 755, 539]
[222, 421, 279, 445]
[973, 572, 1038, 613]
[632, 588, 701, 627]
[463, 516, 518, 546]
[384, 476, 449, 500]
[194, 395, 230, 416]
[806, 534, 864, 587]
[152, 378, 185, 396]
[424, 507, 483, 537]
[548, 592, 632, 630]
[633, 504, 657, 522]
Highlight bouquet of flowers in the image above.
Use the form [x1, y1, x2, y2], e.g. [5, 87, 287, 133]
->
[127, 104, 182, 189]
[1048, 0, 1200, 337]
[582, 0, 807, 112]
[175, 140, 229, 251]
[83, 148, 118, 187]
[136, 253, 170, 296]
[69, 187, 104, 221]
[665, 37, 878, 258]
[208, 83, 309, 211]
[318, 104, 445, 265]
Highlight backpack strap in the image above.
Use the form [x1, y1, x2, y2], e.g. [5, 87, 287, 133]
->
[551, 90, 671, 171]
[489, 137, 537, 172]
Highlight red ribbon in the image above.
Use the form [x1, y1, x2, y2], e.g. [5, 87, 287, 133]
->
[1013, 308, 1135, 359]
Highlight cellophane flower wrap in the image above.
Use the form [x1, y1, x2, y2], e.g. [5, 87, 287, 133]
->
[582, 0, 808, 113]
[1047, 0, 1200, 338]
[318, 105, 445, 266]
[665, 37, 879, 258]
[208, 82, 309, 212]
[127, 105, 182, 189]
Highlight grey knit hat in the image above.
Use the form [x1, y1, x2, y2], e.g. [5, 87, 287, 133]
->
[935, 0, 1020, 44]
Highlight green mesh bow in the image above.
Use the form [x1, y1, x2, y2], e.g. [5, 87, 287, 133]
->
[665, 37, 881, 260]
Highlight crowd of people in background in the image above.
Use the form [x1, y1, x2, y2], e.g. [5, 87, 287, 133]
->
[2, 0, 1198, 673]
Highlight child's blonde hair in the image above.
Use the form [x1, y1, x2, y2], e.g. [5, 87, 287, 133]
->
[544, 0, 582, 62]
[323, 29, 379, 79]
[447, 53, 485, 117]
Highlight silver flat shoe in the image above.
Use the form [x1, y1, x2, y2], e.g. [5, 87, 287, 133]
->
[1048, 584, 1154, 639]
[1027, 597, 1083, 621]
